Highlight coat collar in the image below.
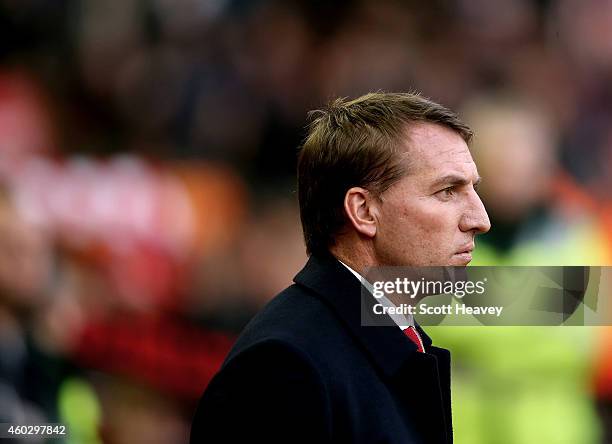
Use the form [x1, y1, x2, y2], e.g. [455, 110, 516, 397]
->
[293, 252, 434, 378]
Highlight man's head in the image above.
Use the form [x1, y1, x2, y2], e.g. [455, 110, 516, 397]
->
[297, 92, 490, 267]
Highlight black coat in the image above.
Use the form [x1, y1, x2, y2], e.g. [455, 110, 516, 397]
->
[190, 253, 453, 443]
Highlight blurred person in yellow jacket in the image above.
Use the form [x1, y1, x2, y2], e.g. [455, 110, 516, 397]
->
[428, 94, 609, 444]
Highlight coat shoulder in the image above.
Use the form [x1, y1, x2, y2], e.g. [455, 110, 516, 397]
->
[223, 283, 347, 364]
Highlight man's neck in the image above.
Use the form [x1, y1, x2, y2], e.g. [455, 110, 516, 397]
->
[330, 245, 375, 279]
[336, 257, 415, 329]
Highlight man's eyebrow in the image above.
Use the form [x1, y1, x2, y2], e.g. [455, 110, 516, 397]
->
[431, 174, 482, 189]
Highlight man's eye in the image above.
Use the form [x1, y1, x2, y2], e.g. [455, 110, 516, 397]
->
[438, 186, 455, 198]
[434, 186, 457, 201]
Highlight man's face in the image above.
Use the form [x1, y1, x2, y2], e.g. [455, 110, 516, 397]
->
[373, 122, 490, 266]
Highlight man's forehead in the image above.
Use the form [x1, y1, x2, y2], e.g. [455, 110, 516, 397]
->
[399, 122, 477, 177]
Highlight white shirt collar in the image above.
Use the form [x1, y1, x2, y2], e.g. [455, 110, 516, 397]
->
[337, 259, 414, 329]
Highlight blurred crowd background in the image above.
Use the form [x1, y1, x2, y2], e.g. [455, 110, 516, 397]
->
[1, 0, 612, 443]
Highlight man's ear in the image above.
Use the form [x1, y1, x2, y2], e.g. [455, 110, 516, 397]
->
[344, 187, 378, 238]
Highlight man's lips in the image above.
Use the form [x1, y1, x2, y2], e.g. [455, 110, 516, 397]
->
[453, 244, 475, 264]
[455, 243, 475, 255]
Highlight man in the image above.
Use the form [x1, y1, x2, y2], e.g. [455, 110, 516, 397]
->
[190, 92, 490, 443]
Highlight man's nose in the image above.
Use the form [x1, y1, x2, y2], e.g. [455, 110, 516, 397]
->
[459, 191, 491, 234]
